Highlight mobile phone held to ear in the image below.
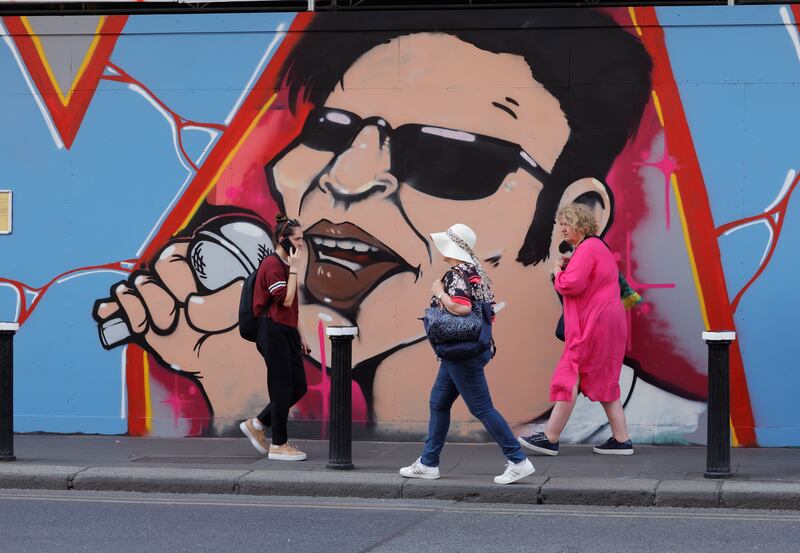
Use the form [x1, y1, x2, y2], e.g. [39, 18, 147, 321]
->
[280, 237, 293, 253]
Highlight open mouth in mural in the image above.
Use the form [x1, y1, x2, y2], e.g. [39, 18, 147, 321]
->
[304, 219, 416, 313]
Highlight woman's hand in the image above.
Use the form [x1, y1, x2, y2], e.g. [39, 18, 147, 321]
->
[300, 336, 311, 355]
[288, 246, 303, 272]
[432, 279, 445, 298]
[553, 255, 570, 276]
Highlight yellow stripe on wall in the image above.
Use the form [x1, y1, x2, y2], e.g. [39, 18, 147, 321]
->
[20, 16, 106, 106]
[177, 93, 278, 234]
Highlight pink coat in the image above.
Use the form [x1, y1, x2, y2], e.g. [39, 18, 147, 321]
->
[550, 238, 627, 402]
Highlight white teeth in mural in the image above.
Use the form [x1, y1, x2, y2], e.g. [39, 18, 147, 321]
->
[312, 236, 378, 252]
[318, 252, 363, 272]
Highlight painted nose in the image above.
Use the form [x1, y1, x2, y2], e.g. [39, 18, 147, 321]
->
[318, 126, 398, 201]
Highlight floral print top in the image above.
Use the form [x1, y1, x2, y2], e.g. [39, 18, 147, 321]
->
[430, 262, 492, 310]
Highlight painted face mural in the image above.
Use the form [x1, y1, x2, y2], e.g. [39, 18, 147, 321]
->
[7, 6, 800, 445]
[270, 30, 577, 431]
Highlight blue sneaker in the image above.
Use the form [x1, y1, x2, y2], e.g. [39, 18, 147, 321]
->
[517, 432, 559, 456]
[593, 437, 634, 455]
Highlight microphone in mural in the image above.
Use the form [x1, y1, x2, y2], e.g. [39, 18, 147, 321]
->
[97, 217, 273, 349]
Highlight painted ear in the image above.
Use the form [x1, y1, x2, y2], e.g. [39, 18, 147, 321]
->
[557, 177, 614, 236]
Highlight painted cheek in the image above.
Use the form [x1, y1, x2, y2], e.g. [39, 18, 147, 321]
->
[272, 148, 334, 215]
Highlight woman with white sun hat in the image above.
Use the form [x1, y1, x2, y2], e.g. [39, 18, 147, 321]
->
[399, 223, 535, 485]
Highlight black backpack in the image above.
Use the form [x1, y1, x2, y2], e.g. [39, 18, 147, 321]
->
[238, 270, 260, 342]
[239, 255, 273, 342]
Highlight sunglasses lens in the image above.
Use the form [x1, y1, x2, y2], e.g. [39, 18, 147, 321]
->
[301, 109, 360, 153]
[392, 126, 519, 200]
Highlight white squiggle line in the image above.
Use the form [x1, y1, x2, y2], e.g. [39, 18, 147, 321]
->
[136, 171, 194, 257]
[722, 219, 768, 237]
[224, 22, 286, 125]
[0, 282, 22, 322]
[780, 6, 800, 64]
[127, 83, 193, 172]
[120, 345, 127, 419]
[723, 166, 795, 272]
[183, 124, 218, 138]
[55, 268, 130, 285]
[183, 125, 220, 165]
[759, 223, 775, 266]
[722, 219, 775, 268]
[764, 168, 796, 212]
[0, 20, 64, 149]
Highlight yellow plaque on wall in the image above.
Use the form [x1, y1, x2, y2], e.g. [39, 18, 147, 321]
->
[0, 191, 11, 234]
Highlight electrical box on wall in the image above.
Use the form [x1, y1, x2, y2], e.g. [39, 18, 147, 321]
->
[0, 191, 11, 234]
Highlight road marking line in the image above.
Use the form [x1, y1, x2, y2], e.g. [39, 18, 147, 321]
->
[0, 492, 798, 522]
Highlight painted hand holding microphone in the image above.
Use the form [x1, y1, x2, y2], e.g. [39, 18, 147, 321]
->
[92, 216, 275, 376]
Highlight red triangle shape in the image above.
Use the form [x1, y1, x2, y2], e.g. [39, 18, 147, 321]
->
[4, 15, 128, 149]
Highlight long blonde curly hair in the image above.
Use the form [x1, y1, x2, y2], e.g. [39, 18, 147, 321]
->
[556, 204, 599, 237]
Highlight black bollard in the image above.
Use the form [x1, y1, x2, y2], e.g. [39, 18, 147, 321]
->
[326, 326, 357, 470]
[702, 331, 736, 479]
[0, 323, 19, 462]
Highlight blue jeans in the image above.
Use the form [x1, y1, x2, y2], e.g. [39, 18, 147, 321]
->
[420, 349, 526, 467]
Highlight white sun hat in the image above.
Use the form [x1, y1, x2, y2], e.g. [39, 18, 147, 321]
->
[430, 224, 477, 264]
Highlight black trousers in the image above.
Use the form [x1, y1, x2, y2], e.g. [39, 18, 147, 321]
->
[255, 318, 307, 446]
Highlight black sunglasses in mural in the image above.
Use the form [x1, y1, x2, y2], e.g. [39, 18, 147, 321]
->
[299, 107, 551, 201]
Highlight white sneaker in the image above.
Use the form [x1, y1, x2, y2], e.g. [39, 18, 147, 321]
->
[399, 458, 440, 480]
[493, 458, 535, 485]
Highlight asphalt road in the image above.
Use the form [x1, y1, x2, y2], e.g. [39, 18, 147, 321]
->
[1, 489, 799, 553]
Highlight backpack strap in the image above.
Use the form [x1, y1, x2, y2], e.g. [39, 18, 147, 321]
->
[582, 235, 611, 250]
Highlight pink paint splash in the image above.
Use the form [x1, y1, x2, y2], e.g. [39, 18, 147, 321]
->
[603, 99, 707, 399]
[637, 141, 679, 230]
[318, 319, 330, 438]
[148, 354, 211, 436]
[292, 320, 368, 436]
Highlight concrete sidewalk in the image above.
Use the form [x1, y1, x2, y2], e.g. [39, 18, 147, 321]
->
[1, 435, 799, 510]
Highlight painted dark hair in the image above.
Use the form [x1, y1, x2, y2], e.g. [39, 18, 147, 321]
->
[276, 8, 652, 265]
[273, 212, 301, 243]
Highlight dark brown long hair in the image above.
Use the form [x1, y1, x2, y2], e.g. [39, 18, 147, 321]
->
[273, 213, 301, 243]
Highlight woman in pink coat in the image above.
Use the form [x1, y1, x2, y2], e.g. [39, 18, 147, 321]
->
[518, 204, 633, 456]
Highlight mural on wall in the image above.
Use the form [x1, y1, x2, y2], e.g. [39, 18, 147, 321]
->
[2, 5, 798, 445]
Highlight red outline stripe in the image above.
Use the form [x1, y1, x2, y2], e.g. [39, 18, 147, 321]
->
[124, 349, 147, 436]
[3, 15, 128, 149]
[634, 7, 756, 445]
[791, 5, 800, 32]
[124, 13, 312, 435]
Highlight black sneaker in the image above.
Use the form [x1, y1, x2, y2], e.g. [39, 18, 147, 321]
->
[593, 437, 634, 455]
[517, 432, 559, 456]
